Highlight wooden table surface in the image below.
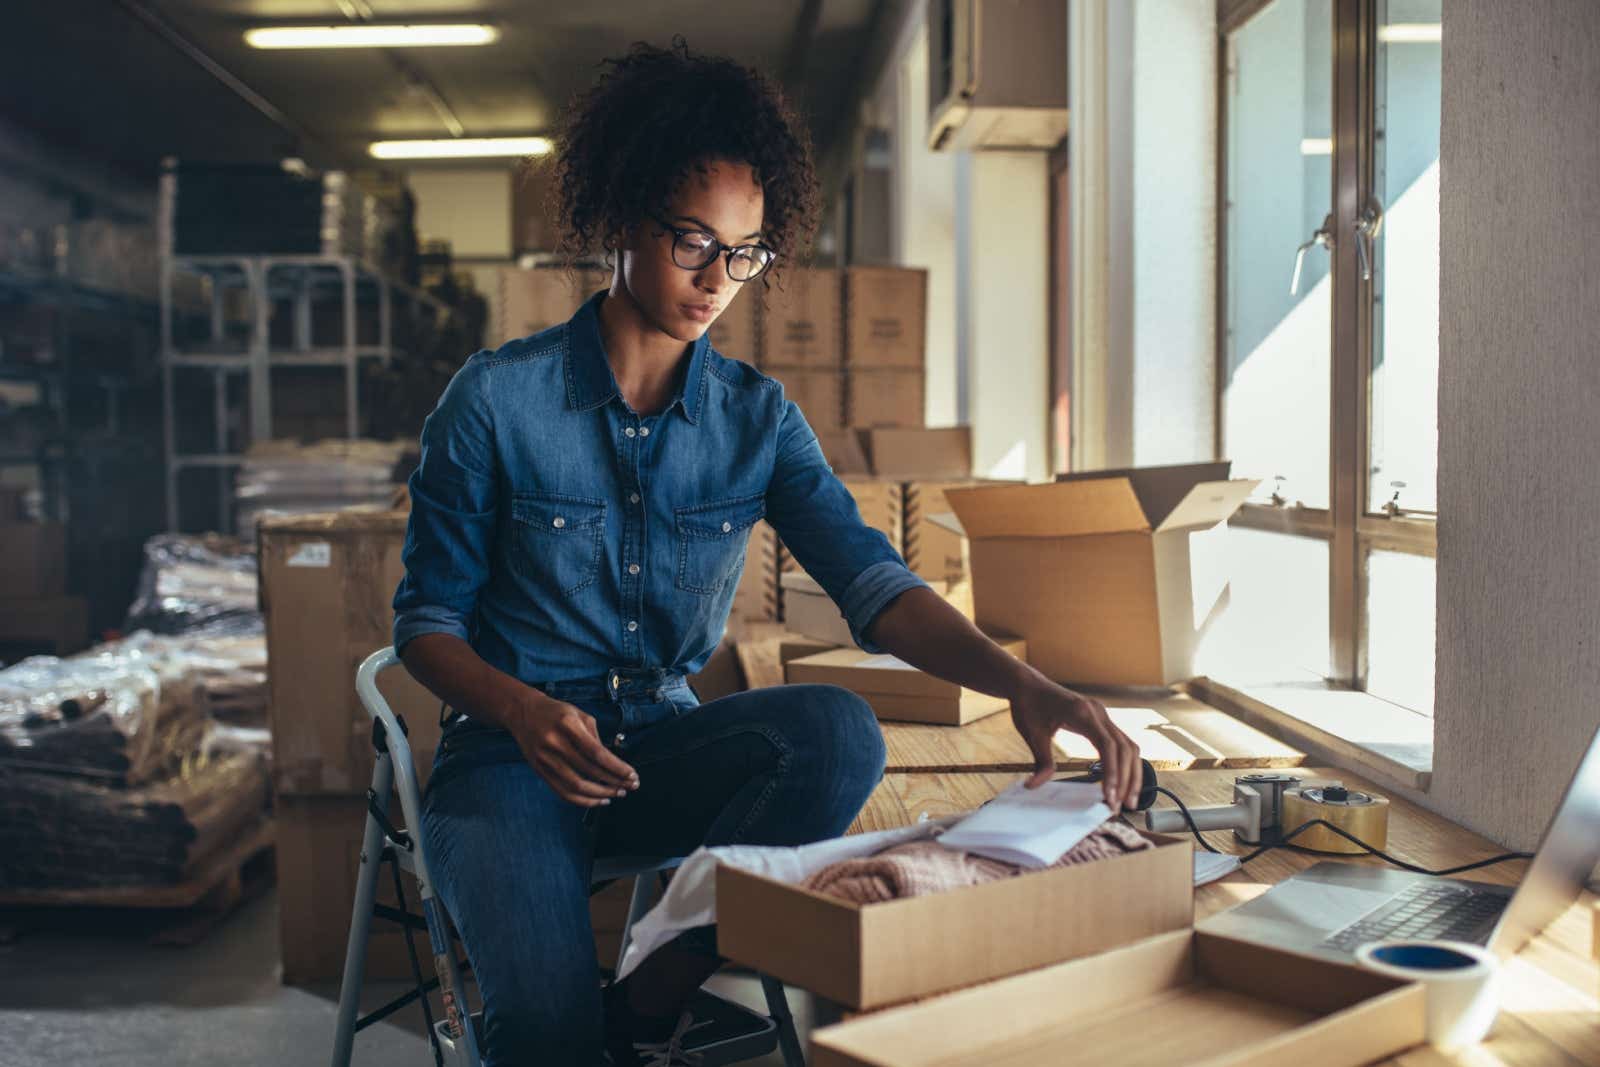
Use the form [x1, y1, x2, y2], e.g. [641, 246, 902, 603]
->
[847, 767, 1600, 1065]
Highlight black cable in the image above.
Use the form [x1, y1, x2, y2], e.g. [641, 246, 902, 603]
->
[1152, 786, 1221, 853]
[1150, 790, 1533, 875]
[1237, 818, 1534, 876]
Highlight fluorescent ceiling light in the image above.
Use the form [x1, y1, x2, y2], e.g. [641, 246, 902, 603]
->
[245, 24, 500, 49]
[369, 137, 553, 160]
[1300, 137, 1333, 156]
[1378, 23, 1441, 44]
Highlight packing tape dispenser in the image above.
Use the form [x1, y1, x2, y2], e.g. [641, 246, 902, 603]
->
[1144, 772, 1390, 849]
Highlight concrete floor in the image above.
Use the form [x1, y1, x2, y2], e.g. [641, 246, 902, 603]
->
[0, 887, 813, 1066]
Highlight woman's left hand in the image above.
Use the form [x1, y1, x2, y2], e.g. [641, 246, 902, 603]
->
[1010, 676, 1142, 811]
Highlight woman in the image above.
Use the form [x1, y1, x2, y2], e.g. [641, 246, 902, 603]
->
[394, 39, 1142, 1067]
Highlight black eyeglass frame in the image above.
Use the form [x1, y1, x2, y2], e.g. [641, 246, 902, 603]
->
[649, 214, 777, 282]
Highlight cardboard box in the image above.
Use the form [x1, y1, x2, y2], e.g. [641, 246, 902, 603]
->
[784, 636, 1025, 725]
[903, 479, 1007, 585]
[844, 266, 927, 369]
[0, 595, 88, 654]
[497, 267, 608, 345]
[857, 427, 971, 480]
[0, 521, 67, 597]
[759, 268, 841, 367]
[846, 369, 924, 428]
[780, 571, 972, 649]
[945, 463, 1258, 686]
[707, 289, 759, 361]
[778, 570, 854, 647]
[778, 634, 838, 665]
[258, 510, 445, 795]
[730, 520, 779, 624]
[809, 929, 1424, 1067]
[815, 430, 871, 475]
[277, 795, 635, 984]
[765, 367, 844, 431]
[717, 829, 1193, 1010]
[687, 639, 744, 703]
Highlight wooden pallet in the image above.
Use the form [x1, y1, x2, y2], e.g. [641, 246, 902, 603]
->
[0, 817, 276, 947]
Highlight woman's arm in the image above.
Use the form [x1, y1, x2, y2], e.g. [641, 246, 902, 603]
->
[864, 587, 1143, 812]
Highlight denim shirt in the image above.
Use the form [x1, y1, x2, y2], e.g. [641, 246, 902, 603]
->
[392, 291, 930, 685]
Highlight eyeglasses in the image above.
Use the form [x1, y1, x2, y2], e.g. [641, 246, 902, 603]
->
[650, 215, 776, 282]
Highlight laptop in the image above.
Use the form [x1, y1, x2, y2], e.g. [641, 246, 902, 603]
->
[1199, 722, 1600, 961]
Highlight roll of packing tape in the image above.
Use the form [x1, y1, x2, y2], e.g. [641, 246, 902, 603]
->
[1280, 786, 1390, 853]
[1355, 940, 1500, 1050]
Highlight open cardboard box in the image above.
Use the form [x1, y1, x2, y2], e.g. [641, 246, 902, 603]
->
[717, 830, 1193, 1011]
[785, 637, 1025, 725]
[944, 462, 1258, 687]
[809, 928, 1424, 1066]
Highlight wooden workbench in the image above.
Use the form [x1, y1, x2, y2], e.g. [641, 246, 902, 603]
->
[846, 767, 1600, 1066]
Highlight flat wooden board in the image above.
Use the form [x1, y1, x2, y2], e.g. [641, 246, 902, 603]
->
[879, 688, 1305, 774]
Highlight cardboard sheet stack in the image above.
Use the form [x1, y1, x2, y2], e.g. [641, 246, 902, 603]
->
[233, 438, 411, 534]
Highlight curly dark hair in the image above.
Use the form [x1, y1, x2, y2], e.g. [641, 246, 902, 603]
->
[548, 38, 820, 287]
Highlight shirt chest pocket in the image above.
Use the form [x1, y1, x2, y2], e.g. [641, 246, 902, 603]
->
[509, 492, 607, 596]
[674, 493, 766, 596]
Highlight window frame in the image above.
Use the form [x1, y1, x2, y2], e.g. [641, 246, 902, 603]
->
[1215, 0, 1438, 697]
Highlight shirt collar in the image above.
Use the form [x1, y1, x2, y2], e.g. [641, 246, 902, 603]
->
[564, 290, 707, 425]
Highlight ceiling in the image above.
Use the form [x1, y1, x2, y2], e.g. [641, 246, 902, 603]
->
[1, 0, 885, 181]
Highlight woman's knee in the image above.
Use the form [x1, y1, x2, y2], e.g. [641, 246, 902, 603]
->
[789, 683, 887, 783]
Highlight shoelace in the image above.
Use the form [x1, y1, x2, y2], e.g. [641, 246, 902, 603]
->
[632, 1011, 713, 1067]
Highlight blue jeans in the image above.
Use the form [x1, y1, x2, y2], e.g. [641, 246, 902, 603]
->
[420, 670, 886, 1067]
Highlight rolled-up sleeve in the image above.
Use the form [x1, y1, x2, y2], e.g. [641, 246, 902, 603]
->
[392, 355, 499, 654]
[764, 399, 931, 652]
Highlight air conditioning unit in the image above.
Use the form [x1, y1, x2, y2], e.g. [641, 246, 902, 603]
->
[928, 0, 1070, 152]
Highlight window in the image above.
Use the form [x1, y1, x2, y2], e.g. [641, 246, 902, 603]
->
[1210, 0, 1440, 714]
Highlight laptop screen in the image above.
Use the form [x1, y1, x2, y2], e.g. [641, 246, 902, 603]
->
[1488, 721, 1600, 957]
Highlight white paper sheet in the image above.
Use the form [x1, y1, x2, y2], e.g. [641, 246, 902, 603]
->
[1193, 851, 1242, 886]
[935, 781, 1112, 869]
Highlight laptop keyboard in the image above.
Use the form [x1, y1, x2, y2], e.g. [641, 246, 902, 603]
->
[1319, 882, 1508, 952]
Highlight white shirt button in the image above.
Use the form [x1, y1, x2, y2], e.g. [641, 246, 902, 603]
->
[625, 427, 636, 438]
[552, 516, 566, 528]
[721, 521, 732, 533]
[628, 563, 640, 575]
[639, 426, 650, 437]
[626, 620, 638, 632]
[630, 493, 641, 504]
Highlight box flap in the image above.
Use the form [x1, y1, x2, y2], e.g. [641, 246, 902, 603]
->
[779, 570, 824, 594]
[944, 481, 1151, 538]
[1058, 461, 1232, 528]
[925, 511, 965, 537]
[1154, 479, 1260, 532]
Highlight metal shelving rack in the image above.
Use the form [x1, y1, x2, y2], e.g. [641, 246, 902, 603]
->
[158, 173, 445, 532]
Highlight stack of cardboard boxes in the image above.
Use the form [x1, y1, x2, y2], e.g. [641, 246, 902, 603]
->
[843, 266, 927, 429]
[757, 267, 845, 430]
[258, 505, 649, 982]
[0, 487, 87, 657]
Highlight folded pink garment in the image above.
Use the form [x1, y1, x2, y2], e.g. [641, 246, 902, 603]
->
[802, 819, 1153, 904]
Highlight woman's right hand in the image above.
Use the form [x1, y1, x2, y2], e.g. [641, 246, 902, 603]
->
[510, 691, 640, 807]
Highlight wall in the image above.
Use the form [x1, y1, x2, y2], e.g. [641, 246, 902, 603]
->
[404, 166, 513, 341]
[1070, 0, 1216, 470]
[1433, 1, 1600, 849]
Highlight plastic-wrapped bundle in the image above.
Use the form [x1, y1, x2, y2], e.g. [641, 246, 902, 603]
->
[0, 725, 271, 889]
[122, 533, 262, 639]
[233, 438, 409, 533]
[109, 631, 269, 727]
[0, 653, 206, 785]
